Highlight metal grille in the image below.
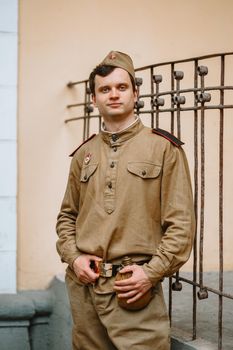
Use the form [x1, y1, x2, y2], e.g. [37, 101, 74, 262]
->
[65, 52, 233, 349]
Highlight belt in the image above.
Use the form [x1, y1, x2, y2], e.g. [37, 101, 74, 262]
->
[91, 260, 150, 278]
[98, 262, 122, 277]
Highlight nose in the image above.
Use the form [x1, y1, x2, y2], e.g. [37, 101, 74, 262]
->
[109, 88, 119, 99]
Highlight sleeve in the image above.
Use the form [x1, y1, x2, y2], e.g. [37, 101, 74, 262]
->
[142, 142, 195, 285]
[56, 155, 82, 267]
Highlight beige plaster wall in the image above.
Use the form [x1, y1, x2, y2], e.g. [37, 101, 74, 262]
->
[18, 0, 233, 289]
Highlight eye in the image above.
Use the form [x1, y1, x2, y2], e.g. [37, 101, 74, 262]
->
[101, 86, 110, 93]
[119, 85, 127, 91]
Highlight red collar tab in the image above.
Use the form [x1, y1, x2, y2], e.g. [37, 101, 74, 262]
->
[69, 134, 96, 157]
[152, 128, 184, 147]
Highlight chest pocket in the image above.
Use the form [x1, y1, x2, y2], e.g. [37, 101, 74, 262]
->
[80, 163, 98, 182]
[127, 161, 161, 179]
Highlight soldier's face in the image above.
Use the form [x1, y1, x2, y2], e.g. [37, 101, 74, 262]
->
[92, 68, 137, 121]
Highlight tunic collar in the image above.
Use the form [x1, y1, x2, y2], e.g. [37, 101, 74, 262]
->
[101, 118, 144, 146]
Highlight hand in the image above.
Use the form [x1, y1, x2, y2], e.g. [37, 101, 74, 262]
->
[73, 254, 102, 284]
[114, 265, 152, 304]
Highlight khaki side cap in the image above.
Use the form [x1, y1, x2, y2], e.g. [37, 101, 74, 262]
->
[100, 50, 135, 79]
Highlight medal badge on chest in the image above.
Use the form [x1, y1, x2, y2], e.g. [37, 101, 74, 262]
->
[84, 153, 92, 165]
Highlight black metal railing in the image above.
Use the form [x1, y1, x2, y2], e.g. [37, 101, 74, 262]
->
[65, 52, 233, 349]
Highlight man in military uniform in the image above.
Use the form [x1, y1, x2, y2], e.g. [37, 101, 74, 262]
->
[56, 51, 195, 349]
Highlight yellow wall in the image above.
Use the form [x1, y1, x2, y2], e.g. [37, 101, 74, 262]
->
[18, 0, 233, 289]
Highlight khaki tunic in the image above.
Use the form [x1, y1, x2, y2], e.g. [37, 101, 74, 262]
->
[56, 118, 195, 284]
[56, 118, 195, 349]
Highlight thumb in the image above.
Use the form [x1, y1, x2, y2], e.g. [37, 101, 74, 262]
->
[92, 256, 102, 262]
[119, 265, 134, 274]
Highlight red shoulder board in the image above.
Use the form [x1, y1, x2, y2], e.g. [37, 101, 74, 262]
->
[69, 134, 96, 157]
[152, 128, 184, 147]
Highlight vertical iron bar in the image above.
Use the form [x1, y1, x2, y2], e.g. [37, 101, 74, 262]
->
[193, 59, 198, 340]
[169, 62, 174, 327]
[218, 54, 225, 350]
[169, 276, 172, 326]
[98, 115, 102, 133]
[86, 85, 91, 138]
[83, 81, 88, 141]
[83, 118, 87, 141]
[155, 76, 160, 128]
[171, 63, 175, 134]
[176, 78, 181, 139]
[199, 74, 205, 290]
[150, 67, 155, 128]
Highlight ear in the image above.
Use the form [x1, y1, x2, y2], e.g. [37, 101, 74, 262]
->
[92, 94, 97, 106]
[133, 88, 139, 103]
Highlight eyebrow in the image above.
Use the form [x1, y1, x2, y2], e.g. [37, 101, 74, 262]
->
[98, 82, 129, 90]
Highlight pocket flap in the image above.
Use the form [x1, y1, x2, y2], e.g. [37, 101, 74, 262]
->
[80, 163, 98, 182]
[127, 162, 161, 179]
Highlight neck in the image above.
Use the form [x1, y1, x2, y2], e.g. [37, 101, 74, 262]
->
[103, 114, 136, 133]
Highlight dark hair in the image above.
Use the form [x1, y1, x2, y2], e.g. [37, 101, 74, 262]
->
[89, 65, 136, 95]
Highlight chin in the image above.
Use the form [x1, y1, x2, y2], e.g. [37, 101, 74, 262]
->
[106, 111, 124, 117]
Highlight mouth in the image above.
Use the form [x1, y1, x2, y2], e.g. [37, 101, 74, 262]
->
[107, 103, 122, 108]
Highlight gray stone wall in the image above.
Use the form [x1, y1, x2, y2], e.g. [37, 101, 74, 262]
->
[0, 274, 220, 350]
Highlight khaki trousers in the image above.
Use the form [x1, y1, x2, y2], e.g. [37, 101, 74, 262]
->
[66, 273, 170, 350]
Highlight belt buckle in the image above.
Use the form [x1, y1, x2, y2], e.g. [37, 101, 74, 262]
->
[98, 262, 113, 277]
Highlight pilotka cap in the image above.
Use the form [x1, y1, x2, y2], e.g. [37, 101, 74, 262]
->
[100, 51, 135, 79]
